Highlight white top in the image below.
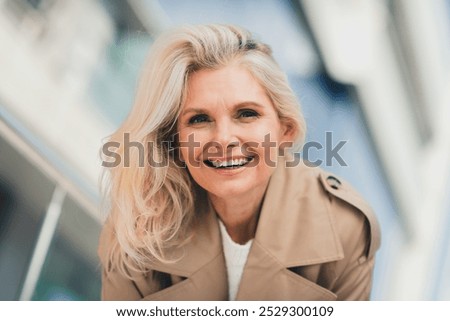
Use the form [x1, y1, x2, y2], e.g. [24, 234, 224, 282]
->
[218, 219, 253, 301]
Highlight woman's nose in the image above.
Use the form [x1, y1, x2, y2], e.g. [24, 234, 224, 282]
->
[211, 120, 239, 151]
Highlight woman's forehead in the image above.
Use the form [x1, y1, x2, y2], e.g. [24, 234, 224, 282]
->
[183, 65, 269, 108]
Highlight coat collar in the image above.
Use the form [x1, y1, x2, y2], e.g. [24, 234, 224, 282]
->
[148, 156, 344, 277]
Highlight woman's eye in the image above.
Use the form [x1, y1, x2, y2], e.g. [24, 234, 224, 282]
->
[188, 114, 209, 124]
[238, 109, 259, 118]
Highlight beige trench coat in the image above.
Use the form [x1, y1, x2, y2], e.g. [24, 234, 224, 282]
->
[98, 161, 381, 300]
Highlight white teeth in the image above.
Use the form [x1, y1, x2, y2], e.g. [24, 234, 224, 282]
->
[210, 158, 250, 168]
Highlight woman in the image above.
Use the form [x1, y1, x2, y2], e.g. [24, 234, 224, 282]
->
[98, 24, 380, 300]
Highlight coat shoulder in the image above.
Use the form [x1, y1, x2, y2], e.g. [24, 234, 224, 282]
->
[289, 163, 381, 258]
[313, 167, 381, 258]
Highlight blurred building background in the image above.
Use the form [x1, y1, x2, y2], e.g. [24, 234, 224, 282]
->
[0, 0, 448, 300]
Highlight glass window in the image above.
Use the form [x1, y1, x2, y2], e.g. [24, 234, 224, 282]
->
[0, 0, 153, 301]
[88, 32, 152, 125]
[89, 1, 154, 126]
[0, 134, 55, 300]
[32, 195, 101, 300]
[431, 177, 450, 300]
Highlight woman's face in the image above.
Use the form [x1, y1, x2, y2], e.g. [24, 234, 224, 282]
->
[177, 64, 292, 201]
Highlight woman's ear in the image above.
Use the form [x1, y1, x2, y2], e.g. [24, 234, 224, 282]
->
[280, 120, 297, 147]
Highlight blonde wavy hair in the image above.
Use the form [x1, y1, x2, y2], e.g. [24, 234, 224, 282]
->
[101, 24, 306, 278]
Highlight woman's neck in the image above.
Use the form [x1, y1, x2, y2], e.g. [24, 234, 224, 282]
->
[208, 182, 268, 244]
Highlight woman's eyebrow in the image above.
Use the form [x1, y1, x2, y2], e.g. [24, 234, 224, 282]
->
[181, 101, 265, 116]
[181, 107, 208, 116]
[233, 101, 266, 109]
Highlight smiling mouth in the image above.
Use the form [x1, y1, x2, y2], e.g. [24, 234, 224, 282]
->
[204, 157, 254, 169]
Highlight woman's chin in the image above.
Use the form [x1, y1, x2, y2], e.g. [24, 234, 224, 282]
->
[204, 179, 268, 202]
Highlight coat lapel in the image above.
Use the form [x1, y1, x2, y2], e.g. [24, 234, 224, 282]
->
[142, 252, 228, 300]
[236, 241, 337, 300]
[141, 203, 228, 300]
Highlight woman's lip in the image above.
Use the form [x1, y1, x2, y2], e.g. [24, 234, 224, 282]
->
[203, 157, 255, 170]
[207, 163, 249, 175]
[204, 156, 253, 162]
[202, 156, 254, 168]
